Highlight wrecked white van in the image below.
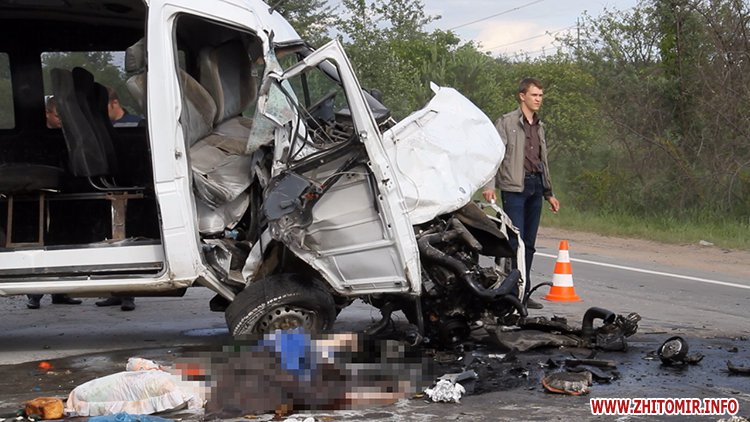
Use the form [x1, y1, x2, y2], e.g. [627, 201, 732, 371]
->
[0, 0, 528, 346]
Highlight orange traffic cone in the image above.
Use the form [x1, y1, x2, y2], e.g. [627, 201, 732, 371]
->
[544, 240, 581, 302]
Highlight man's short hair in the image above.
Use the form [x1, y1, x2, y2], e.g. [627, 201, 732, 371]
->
[107, 86, 120, 102]
[517, 78, 544, 99]
[45, 95, 57, 112]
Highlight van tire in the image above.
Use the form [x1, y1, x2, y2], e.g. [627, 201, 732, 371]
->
[225, 273, 336, 337]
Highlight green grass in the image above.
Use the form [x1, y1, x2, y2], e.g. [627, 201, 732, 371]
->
[540, 206, 750, 251]
[472, 190, 750, 251]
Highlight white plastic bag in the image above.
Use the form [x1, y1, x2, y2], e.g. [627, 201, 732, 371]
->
[65, 370, 205, 417]
[424, 379, 465, 403]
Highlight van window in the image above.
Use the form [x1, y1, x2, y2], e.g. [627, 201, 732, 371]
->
[40, 51, 141, 116]
[0, 52, 14, 129]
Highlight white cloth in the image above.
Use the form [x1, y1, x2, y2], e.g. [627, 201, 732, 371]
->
[65, 370, 206, 417]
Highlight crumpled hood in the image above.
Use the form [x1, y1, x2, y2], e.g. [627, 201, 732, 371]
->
[381, 83, 505, 225]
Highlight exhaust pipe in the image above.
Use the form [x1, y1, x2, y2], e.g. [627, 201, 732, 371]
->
[581, 307, 616, 343]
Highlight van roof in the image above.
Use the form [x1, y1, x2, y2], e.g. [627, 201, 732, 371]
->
[0, 0, 302, 45]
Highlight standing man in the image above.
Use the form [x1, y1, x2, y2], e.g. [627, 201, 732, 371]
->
[94, 87, 139, 312]
[27, 96, 82, 309]
[483, 78, 561, 309]
[106, 87, 142, 127]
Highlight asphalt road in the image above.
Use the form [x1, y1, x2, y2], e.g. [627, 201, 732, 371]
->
[1, 237, 749, 421]
[531, 241, 750, 337]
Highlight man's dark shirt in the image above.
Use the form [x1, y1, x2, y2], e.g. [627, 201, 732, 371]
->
[523, 114, 543, 174]
[112, 111, 143, 127]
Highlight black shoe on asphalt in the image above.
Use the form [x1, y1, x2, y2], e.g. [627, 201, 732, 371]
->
[526, 298, 544, 309]
[51, 294, 82, 305]
[26, 296, 41, 309]
[120, 297, 135, 312]
[95, 297, 122, 307]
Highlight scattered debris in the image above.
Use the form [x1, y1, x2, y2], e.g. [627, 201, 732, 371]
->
[564, 358, 617, 368]
[438, 370, 478, 385]
[726, 361, 750, 375]
[643, 350, 659, 361]
[487, 353, 506, 359]
[683, 353, 704, 364]
[595, 313, 641, 351]
[518, 316, 576, 334]
[425, 370, 477, 403]
[659, 336, 688, 364]
[567, 365, 619, 383]
[425, 379, 466, 403]
[542, 358, 560, 369]
[657, 336, 703, 366]
[491, 309, 640, 352]
[24, 397, 63, 420]
[541, 371, 592, 395]
[489, 329, 580, 352]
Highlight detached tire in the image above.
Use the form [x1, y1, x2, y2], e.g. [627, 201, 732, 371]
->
[225, 273, 336, 337]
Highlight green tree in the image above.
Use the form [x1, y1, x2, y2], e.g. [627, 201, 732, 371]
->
[557, 0, 750, 217]
[273, 0, 335, 47]
[334, 0, 424, 119]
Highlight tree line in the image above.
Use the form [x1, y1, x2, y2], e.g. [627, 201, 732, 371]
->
[1, 0, 746, 223]
[281, 0, 750, 222]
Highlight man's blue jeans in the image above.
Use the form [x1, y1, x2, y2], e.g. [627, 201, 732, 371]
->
[501, 173, 544, 291]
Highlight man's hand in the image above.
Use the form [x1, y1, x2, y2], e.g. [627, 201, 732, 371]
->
[547, 196, 560, 213]
[482, 188, 497, 203]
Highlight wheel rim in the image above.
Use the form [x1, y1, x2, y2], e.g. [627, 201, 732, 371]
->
[257, 305, 319, 332]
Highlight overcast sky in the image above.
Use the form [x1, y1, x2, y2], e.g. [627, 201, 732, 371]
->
[422, 0, 639, 58]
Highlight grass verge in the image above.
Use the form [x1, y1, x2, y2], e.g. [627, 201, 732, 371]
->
[541, 206, 750, 251]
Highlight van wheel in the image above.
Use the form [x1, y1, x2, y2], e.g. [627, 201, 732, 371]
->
[225, 273, 336, 337]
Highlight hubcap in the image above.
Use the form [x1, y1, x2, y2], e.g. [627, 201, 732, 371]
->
[257, 306, 317, 332]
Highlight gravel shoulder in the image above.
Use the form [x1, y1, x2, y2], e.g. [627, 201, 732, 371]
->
[537, 226, 750, 279]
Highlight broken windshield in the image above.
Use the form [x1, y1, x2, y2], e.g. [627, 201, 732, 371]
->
[246, 50, 296, 156]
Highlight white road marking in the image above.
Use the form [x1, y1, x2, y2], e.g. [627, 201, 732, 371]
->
[536, 252, 750, 290]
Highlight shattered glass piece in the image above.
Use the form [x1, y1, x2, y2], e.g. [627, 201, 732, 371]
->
[248, 52, 296, 155]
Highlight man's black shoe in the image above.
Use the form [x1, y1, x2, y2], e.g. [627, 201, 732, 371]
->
[51, 294, 82, 305]
[95, 297, 122, 307]
[120, 297, 135, 312]
[26, 296, 41, 309]
[526, 298, 544, 309]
